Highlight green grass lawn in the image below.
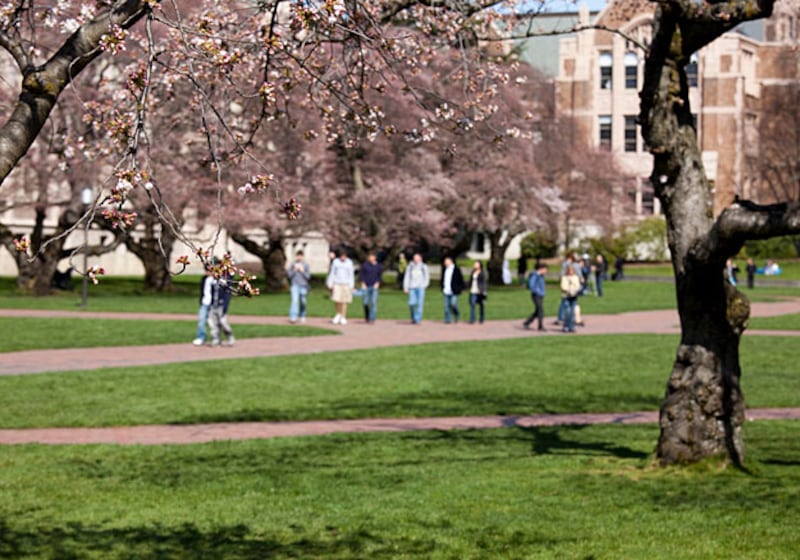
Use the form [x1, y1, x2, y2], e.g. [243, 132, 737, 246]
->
[1, 334, 797, 429]
[0, 317, 335, 353]
[1, 421, 798, 559]
[627, 259, 800, 282]
[748, 313, 800, 331]
[1, 274, 797, 320]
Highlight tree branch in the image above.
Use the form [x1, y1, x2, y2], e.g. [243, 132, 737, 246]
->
[706, 199, 800, 258]
[0, 0, 153, 187]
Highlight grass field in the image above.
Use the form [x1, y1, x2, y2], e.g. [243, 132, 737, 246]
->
[1, 275, 797, 321]
[0, 316, 335, 353]
[1, 421, 798, 559]
[748, 313, 800, 331]
[1, 334, 797, 429]
[627, 259, 800, 281]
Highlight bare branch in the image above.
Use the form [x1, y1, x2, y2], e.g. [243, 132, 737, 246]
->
[706, 199, 800, 258]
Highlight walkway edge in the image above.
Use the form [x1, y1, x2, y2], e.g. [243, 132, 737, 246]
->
[1, 408, 798, 446]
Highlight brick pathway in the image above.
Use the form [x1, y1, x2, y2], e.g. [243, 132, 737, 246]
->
[1, 299, 798, 376]
[0, 299, 797, 446]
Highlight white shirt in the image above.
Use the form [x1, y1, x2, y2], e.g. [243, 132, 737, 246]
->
[443, 265, 454, 295]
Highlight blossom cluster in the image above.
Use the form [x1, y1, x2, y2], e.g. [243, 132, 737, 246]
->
[13, 236, 30, 254]
[86, 265, 106, 285]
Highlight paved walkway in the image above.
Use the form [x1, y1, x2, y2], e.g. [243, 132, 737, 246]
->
[1, 299, 798, 376]
[1, 408, 799, 446]
[0, 300, 797, 446]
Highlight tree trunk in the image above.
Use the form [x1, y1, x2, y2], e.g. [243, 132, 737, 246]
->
[230, 232, 287, 292]
[486, 230, 509, 285]
[122, 214, 176, 292]
[640, 2, 781, 466]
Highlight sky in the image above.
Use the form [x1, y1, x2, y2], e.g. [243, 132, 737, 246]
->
[539, 0, 607, 12]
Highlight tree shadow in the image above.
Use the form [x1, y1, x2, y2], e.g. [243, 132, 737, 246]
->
[513, 424, 650, 460]
[0, 520, 435, 559]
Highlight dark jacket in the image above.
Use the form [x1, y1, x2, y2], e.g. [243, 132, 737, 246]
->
[440, 265, 465, 295]
[359, 261, 383, 287]
[210, 278, 232, 313]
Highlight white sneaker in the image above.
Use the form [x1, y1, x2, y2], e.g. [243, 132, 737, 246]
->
[340, 317, 347, 325]
[300, 317, 306, 324]
[225, 336, 235, 346]
[332, 314, 341, 324]
[192, 338, 204, 346]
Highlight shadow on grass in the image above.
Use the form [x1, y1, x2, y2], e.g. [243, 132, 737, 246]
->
[0, 520, 437, 559]
[518, 424, 650, 460]
[178, 391, 662, 425]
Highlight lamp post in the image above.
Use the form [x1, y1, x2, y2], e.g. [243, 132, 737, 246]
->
[80, 186, 93, 308]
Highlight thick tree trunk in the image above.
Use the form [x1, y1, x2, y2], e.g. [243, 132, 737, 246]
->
[231, 232, 287, 292]
[487, 230, 510, 285]
[640, 1, 780, 466]
[122, 215, 176, 292]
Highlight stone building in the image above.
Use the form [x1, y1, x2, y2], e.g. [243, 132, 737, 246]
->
[551, 0, 799, 217]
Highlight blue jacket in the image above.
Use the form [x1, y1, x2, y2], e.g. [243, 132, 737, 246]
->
[527, 271, 546, 297]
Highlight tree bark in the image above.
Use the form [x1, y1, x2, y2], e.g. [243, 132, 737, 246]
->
[487, 229, 511, 285]
[230, 231, 287, 292]
[640, 0, 783, 466]
[0, 1, 152, 187]
[122, 221, 176, 292]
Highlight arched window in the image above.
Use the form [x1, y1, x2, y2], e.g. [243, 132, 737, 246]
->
[624, 52, 638, 89]
[599, 52, 613, 89]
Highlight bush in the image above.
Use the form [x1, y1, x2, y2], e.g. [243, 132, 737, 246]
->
[743, 235, 800, 260]
[583, 217, 668, 262]
[520, 230, 558, 259]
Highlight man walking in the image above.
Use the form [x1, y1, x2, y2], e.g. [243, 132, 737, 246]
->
[440, 256, 465, 324]
[403, 252, 430, 324]
[523, 263, 548, 331]
[288, 250, 311, 323]
[359, 251, 382, 323]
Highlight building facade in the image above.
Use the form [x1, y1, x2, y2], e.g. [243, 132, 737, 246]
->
[553, 0, 799, 217]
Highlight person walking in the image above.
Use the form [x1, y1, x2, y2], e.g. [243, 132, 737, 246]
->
[441, 256, 465, 324]
[468, 260, 488, 324]
[523, 263, 548, 331]
[517, 255, 528, 285]
[359, 251, 382, 324]
[288, 250, 311, 323]
[326, 249, 355, 325]
[595, 254, 606, 297]
[396, 253, 407, 288]
[208, 272, 235, 346]
[403, 252, 429, 324]
[560, 264, 582, 333]
[746, 258, 756, 289]
[192, 267, 215, 346]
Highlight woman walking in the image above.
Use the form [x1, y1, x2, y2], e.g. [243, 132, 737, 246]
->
[468, 260, 488, 324]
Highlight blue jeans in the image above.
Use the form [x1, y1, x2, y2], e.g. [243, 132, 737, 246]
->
[443, 293, 460, 323]
[289, 284, 308, 321]
[195, 303, 210, 340]
[563, 297, 577, 332]
[469, 293, 485, 323]
[408, 287, 425, 323]
[364, 286, 379, 322]
[557, 297, 569, 322]
[595, 273, 603, 297]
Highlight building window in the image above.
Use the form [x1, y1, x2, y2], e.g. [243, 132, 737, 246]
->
[686, 53, 698, 87]
[599, 52, 612, 89]
[642, 185, 655, 215]
[624, 115, 637, 152]
[599, 115, 612, 149]
[624, 52, 638, 89]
